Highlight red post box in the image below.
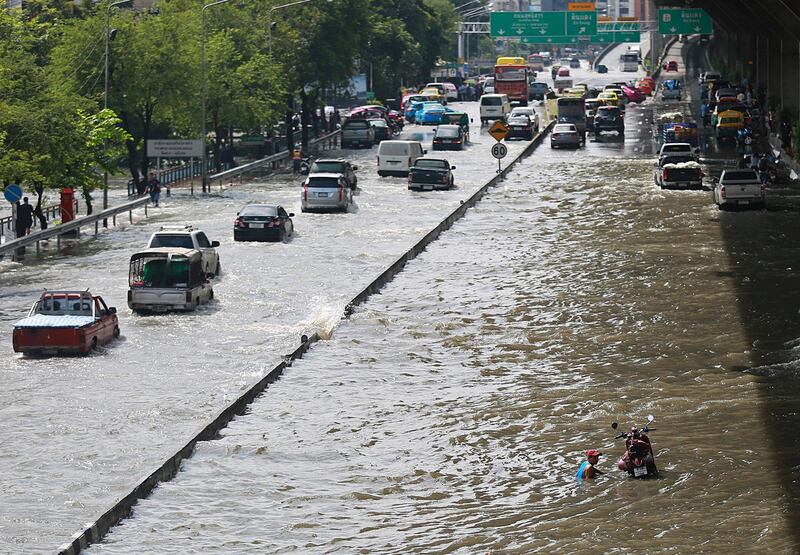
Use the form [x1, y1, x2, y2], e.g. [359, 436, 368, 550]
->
[60, 188, 75, 223]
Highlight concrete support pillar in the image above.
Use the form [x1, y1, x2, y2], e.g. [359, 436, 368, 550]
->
[768, 38, 782, 107]
[780, 39, 800, 115]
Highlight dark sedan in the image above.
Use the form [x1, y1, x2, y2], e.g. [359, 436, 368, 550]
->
[432, 124, 465, 150]
[368, 118, 391, 142]
[506, 114, 535, 140]
[234, 204, 294, 242]
[593, 106, 624, 135]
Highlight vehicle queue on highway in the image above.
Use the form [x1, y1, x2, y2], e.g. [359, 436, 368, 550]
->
[12, 42, 780, 357]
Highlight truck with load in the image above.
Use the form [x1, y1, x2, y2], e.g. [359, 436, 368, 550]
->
[654, 156, 704, 190]
[556, 97, 586, 141]
[494, 56, 529, 106]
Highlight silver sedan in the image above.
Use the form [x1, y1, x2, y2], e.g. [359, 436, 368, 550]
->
[550, 123, 582, 149]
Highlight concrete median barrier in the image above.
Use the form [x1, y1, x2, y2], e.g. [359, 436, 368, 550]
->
[56, 122, 555, 555]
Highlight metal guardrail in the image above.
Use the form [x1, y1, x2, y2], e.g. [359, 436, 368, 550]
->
[208, 129, 341, 186]
[0, 200, 79, 241]
[0, 196, 150, 259]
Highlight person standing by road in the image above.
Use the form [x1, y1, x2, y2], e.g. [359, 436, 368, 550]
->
[146, 172, 161, 207]
[292, 144, 303, 175]
[17, 197, 34, 236]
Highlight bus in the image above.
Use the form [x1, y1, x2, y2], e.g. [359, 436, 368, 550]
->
[527, 54, 544, 72]
[494, 57, 530, 106]
[620, 52, 639, 72]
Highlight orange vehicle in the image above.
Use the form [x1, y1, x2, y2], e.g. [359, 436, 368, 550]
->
[635, 79, 653, 96]
[494, 56, 530, 106]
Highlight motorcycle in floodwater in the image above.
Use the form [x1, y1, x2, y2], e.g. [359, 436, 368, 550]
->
[612, 415, 659, 479]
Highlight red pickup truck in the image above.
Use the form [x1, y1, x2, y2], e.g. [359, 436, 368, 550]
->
[12, 291, 119, 355]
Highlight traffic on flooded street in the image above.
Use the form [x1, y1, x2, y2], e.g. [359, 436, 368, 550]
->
[4, 2, 800, 554]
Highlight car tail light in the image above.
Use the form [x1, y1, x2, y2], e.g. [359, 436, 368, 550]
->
[303, 183, 308, 201]
[720, 186, 726, 198]
[552, 133, 559, 137]
[662, 170, 669, 181]
[339, 184, 344, 202]
[760, 184, 765, 196]
[186, 291, 192, 303]
[267, 217, 279, 228]
[234, 218, 246, 228]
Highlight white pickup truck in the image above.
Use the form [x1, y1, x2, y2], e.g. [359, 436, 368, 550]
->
[654, 156, 703, 189]
[713, 169, 765, 210]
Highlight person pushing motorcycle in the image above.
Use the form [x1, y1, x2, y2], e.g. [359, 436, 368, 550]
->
[576, 449, 603, 480]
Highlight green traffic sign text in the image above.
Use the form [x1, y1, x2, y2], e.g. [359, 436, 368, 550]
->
[491, 11, 596, 38]
[658, 8, 712, 35]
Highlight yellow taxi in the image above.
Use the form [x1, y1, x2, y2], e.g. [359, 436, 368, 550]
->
[419, 87, 445, 104]
[597, 91, 620, 107]
[715, 109, 745, 139]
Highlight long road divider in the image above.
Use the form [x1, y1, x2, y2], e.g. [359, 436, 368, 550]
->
[0, 197, 150, 261]
[56, 121, 553, 555]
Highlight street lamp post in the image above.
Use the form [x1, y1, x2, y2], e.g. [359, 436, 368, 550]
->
[104, 0, 132, 223]
[200, 0, 232, 194]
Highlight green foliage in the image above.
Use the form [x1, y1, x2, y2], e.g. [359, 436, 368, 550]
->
[1, 0, 459, 190]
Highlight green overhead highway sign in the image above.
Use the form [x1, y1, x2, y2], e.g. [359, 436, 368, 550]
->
[658, 8, 712, 35]
[491, 11, 597, 38]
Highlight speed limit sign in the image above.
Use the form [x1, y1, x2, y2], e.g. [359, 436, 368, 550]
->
[491, 143, 508, 159]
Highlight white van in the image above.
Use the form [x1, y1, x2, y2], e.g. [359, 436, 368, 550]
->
[377, 140, 426, 177]
[480, 94, 511, 124]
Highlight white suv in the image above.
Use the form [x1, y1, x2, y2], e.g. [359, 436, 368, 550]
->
[146, 225, 221, 276]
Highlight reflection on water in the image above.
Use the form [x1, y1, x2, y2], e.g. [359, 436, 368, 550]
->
[91, 105, 797, 553]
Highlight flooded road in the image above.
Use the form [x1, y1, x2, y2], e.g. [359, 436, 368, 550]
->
[88, 51, 800, 553]
[0, 100, 540, 553]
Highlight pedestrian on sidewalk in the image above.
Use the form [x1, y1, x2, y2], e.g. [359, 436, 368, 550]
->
[781, 120, 793, 156]
[16, 197, 34, 236]
[146, 172, 161, 207]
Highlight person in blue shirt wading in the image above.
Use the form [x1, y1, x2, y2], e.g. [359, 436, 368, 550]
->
[576, 449, 603, 480]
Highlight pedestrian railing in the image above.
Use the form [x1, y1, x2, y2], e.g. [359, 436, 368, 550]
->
[0, 200, 79, 242]
[127, 159, 230, 196]
[0, 197, 150, 260]
[208, 129, 341, 187]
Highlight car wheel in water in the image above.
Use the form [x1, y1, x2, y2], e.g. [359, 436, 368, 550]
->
[90, 337, 98, 351]
[215, 260, 221, 275]
[113, 326, 120, 339]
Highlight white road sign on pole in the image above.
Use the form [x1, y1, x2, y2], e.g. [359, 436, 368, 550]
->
[147, 140, 204, 158]
[491, 143, 508, 159]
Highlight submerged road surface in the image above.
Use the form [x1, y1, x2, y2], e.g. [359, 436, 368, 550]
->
[89, 55, 800, 553]
[0, 101, 542, 553]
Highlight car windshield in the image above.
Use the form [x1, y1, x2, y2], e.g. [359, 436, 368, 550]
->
[37, 294, 93, 316]
[495, 68, 526, 81]
[307, 177, 341, 188]
[481, 96, 502, 106]
[369, 119, 388, 127]
[511, 109, 533, 117]
[662, 145, 691, 153]
[149, 234, 193, 249]
[379, 143, 411, 155]
[509, 116, 530, 124]
[310, 161, 344, 173]
[598, 108, 619, 116]
[344, 120, 368, 129]
[414, 159, 448, 169]
[436, 127, 460, 138]
[240, 205, 278, 216]
[553, 124, 575, 132]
